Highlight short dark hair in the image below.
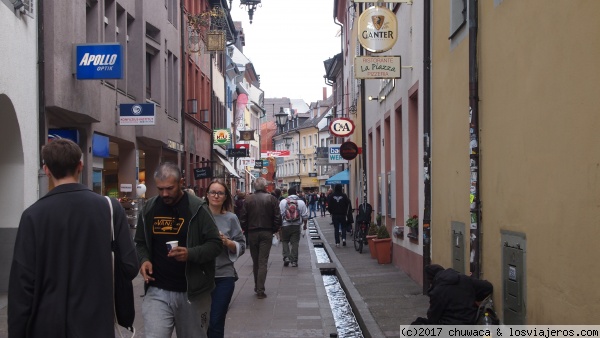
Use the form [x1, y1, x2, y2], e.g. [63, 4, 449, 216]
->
[42, 139, 82, 179]
[288, 187, 297, 196]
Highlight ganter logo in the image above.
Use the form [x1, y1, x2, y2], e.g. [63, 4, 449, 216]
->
[358, 6, 398, 53]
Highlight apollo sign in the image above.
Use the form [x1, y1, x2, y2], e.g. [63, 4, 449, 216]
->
[75, 43, 123, 79]
[329, 118, 355, 138]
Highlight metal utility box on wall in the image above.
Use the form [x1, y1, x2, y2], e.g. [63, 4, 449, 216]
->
[450, 221, 465, 273]
[501, 230, 527, 324]
[451, 221, 466, 274]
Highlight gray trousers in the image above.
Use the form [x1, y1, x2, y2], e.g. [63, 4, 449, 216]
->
[281, 224, 301, 263]
[248, 230, 273, 293]
[142, 286, 210, 338]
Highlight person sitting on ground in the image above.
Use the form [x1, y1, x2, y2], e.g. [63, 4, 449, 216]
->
[412, 264, 493, 325]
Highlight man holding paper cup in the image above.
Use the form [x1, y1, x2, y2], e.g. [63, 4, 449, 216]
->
[134, 162, 222, 338]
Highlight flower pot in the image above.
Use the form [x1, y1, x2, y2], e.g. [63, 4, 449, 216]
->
[366, 235, 377, 259]
[373, 237, 392, 264]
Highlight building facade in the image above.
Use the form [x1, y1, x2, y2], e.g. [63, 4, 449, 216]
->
[0, 0, 39, 291]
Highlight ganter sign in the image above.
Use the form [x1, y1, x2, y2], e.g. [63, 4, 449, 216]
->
[355, 56, 401, 79]
[357, 6, 398, 53]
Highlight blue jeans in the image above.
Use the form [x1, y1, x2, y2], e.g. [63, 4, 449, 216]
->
[208, 277, 236, 338]
[142, 286, 211, 338]
[309, 203, 317, 218]
[332, 214, 347, 244]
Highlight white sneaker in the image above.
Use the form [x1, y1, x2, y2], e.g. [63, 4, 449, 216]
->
[336, 243, 340, 248]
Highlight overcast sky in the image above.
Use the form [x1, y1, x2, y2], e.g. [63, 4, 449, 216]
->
[229, 0, 341, 104]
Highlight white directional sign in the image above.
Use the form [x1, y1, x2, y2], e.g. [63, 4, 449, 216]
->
[328, 144, 348, 164]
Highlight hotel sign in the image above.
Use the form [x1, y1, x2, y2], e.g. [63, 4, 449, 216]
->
[358, 6, 398, 53]
[355, 56, 401, 79]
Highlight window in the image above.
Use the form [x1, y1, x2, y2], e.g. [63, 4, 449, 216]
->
[450, 0, 467, 38]
[146, 53, 152, 99]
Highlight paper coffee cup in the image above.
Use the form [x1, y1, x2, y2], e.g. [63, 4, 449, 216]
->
[166, 241, 179, 251]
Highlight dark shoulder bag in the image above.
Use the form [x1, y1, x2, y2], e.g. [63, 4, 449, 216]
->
[106, 196, 136, 336]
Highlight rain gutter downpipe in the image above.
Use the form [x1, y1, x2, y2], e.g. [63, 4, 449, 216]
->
[180, 1, 187, 178]
[37, 0, 48, 197]
[422, 0, 432, 294]
[468, 0, 481, 279]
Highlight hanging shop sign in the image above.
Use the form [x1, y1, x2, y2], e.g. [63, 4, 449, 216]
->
[213, 129, 231, 145]
[340, 141, 359, 161]
[329, 118, 356, 138]
[354, 56, 401, 79]
[227, 148, 248, 157]
[328, 144, 348, 164]
[353, 0, 412, 2]
[119, 103, 156, 125]
[358, 6, 398, 53]
[194, 167, 212, 180]
[239, 130, 255, 141]
[75, 43, 123, 80]
[254, 161, 263, 169]
[260, 150, 291, 158]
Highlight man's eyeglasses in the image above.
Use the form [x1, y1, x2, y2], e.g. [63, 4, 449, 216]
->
[208, 191, 226, 197]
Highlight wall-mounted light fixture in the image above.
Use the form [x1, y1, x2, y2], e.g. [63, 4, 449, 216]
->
[10, 0, 24, 10]
[368, 95, 386, 101]
[283, 136, 293, 149]
[239, 0, 262, 24]
[187, 99, 198, 115]
[200, 109, 210, 123]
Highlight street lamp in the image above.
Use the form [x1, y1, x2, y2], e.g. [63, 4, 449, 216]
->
[239, 0, 261, 24]
[283, 136, 293, 149]
[275, 107, 289, 130]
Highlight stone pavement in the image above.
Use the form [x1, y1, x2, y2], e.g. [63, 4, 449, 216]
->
[0, 214, 428, 338]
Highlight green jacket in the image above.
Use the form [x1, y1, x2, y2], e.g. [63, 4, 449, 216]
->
[134, 194, 222, 300]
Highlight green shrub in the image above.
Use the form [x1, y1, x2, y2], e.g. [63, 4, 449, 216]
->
[377, 225, 390, 239]
[368, 223, 378, 236]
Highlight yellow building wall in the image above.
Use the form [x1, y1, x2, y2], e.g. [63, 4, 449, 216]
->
[432, 0, 600, 324]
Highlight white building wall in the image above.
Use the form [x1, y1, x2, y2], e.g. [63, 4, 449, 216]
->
[0, 1, 39, 291]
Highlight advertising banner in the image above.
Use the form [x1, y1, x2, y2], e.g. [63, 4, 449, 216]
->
[213, 129, 231, 145]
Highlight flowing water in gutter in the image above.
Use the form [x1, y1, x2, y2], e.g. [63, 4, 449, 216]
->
[310, 221, 364, 338]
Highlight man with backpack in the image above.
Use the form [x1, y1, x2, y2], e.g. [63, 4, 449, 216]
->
[278, 187, 309, 267]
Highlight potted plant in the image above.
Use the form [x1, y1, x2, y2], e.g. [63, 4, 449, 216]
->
[405, 214, 419, 237]
[367, 223, 378, 259]
[372, 225, 392, 264]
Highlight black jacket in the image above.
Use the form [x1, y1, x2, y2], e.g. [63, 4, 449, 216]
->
[8, 184, 139, 338]
[327, 192, 351, 216]
[426, 269, 493, 324]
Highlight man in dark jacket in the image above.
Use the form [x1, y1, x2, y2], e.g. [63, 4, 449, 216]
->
[135, 162, 222, 338]
[413, 264, 493, 325]
[239, 177, 282, 299]
[8, 139, 139, 338]
[327, 184, 352, 247]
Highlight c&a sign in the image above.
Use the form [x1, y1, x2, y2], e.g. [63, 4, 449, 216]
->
[329, 118, 355, 138]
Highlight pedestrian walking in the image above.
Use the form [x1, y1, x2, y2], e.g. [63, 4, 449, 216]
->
[308, 190, 318, 218]
[239, 177, 282, 299]
[205, 179, 246, 338]
[279, 186, 309, 267]
[327, 184, 352, 247]
[319, 191, 327, 217]
[8, 139, 139, 338]
[134, 162, 222, 338]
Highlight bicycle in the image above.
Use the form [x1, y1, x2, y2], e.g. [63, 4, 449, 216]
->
[353, 220, 369, 253]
